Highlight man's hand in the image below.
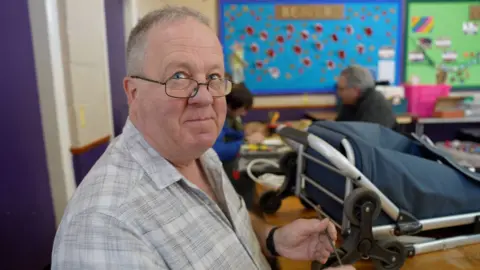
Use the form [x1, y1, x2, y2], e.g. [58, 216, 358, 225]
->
[273, 218, 337, 263]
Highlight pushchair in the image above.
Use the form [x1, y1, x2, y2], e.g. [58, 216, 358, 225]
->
[255, 121, 480, 269]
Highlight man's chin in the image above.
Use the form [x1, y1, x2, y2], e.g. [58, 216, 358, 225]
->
[185, 132, 216, 149]
[195, 134, 216, 147]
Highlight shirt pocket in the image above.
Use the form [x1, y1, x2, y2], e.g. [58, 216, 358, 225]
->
[145, 205, 246, 270]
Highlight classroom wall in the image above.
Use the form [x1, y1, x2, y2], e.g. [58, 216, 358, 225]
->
[126, 0, 480, 123]
[1, 1, 57, 269]
[62, 0, 115, 184]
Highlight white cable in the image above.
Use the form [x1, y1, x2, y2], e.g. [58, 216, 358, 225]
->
[246, 158, 285, 189]
[246, 158, 279, 181]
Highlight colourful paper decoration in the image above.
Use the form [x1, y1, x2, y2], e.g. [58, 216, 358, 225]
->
[411, 16, 434, 33]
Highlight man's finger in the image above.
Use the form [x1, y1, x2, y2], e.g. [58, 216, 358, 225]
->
[317, 218, 331, 231]
[320, 249, 330, 261]
[324, 237, 334, 253]
[293, 218, 330, 237]
[327, 221, 337, 242]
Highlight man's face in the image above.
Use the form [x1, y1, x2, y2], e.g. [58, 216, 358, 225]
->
[336, 75, 359, 105]
[125, 18, 227, 162]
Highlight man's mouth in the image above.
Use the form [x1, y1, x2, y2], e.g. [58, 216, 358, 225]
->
[186, 117, 214, 123]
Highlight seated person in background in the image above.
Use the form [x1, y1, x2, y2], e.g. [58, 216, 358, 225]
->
[336, 65, 396, 129]
[213, 83, 264, 164]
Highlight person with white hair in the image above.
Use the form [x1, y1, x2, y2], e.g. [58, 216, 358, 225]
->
[335, 65, 396, 128]
[50, 6, 354, 270]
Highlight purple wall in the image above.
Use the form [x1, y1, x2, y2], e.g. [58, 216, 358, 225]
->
[72, 143, 110, 186]
[105, 0, 128, 136]
[0, 1, 57, 269]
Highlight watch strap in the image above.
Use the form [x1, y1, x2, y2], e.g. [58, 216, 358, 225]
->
[266, 226, 280, 257]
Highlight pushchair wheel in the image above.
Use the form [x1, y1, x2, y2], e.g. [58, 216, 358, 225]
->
[259, 190, 282, 214]
[372, 239, 407, 270]
[310, 249, 346, 270]
[344, 187, 381, 226]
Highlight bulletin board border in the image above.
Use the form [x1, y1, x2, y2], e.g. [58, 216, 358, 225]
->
[404, 0, 480, 91]
[218, 0, 406, 96]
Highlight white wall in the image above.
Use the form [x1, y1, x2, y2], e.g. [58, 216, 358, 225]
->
[64, 0, 114, 147]
[28, 0, 76, 225]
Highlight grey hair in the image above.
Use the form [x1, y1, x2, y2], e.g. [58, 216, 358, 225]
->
[125, 6, 211, 75]
[340, 65, 376, 92]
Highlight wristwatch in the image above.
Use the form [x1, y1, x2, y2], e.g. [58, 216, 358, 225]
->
[266, 227, 280, 256]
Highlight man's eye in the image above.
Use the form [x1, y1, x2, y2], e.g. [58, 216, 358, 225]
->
[172, 72, 188, 79]
[208, 74, 221, 80]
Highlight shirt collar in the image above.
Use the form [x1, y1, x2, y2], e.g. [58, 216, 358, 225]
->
[121, 118, 224, 190]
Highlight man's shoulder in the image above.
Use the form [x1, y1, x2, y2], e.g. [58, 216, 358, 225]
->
[371, 89, 391, 104]
[363, 90, 393, 111]
[65, 136, 145, 219]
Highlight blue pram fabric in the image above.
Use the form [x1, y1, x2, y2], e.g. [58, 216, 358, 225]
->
[305, 121, 480, 226]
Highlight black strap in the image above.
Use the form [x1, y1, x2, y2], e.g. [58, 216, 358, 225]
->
[266, 227, 280, 257]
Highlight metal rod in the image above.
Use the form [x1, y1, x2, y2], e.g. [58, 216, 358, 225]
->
[303, 175, 344, 205]
[326, 232, 343, 266]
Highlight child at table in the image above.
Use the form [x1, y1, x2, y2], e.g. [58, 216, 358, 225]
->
[213, 81, 264, 164]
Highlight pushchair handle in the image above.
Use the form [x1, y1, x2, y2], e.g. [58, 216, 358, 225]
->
[276, 125, 309, 151]
[277, 126, 363, 180]
[276, 125, 309, 145]
[307, 134, 363, 181]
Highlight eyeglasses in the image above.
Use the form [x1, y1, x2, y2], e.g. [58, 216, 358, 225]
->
[130, 75, 233, 98]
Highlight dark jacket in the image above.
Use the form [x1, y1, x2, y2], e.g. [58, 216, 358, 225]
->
[336, 88, 396, 129]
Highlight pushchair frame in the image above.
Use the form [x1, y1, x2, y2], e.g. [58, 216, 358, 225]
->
[262, 126, 480, 269]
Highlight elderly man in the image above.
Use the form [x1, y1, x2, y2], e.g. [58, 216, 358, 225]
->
[335, 65, 396, 129]
[51, 6, 353, 270]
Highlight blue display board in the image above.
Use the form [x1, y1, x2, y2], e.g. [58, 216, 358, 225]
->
[219, 0, 404, 95]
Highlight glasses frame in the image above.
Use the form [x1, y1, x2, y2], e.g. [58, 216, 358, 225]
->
[130, 75, 233, 99]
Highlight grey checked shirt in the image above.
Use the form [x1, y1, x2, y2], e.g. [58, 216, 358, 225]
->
[51, 119, 271, 269]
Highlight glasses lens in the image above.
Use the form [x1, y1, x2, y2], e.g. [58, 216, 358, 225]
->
[166, 78, 196, 97]
[209, 79, 232, 97]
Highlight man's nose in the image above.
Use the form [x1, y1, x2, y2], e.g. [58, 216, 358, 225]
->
[188, 83, 213, 105]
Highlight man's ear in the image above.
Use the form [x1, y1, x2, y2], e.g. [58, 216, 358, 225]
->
[123, 77, 137, 104]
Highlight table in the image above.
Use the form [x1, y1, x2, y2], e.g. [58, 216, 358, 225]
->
[415, 116, 480, 136]
[256, 184, 480, 270]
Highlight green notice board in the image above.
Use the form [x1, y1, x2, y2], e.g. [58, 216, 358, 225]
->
[405, 1, 480, 89]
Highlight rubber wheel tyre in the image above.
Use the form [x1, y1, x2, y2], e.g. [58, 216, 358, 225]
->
[372, 239, 407, 270]
[343, 187, 381, 226]
[279, 151, 298, 171]
[311, 249, 346, 270]
[259, 190, 282, 214]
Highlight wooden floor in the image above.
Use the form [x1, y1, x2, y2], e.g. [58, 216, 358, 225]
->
[263, 196, 480, 270]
